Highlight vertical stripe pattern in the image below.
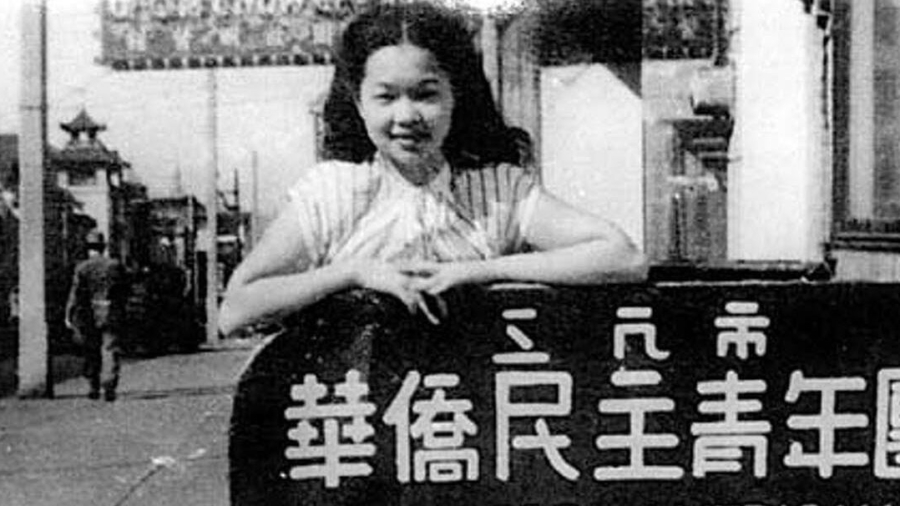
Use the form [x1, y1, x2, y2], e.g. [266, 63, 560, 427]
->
[285, 157, 540, 268]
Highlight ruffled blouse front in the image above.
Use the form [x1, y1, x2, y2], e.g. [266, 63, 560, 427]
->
[285, 155, 540, 270]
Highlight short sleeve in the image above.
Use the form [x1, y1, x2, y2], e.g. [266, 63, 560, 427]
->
[284, 161, 368, 268]
[470, 163, 540, 254]
[511, 169, 541, 246]
[284, 163, 337, 269]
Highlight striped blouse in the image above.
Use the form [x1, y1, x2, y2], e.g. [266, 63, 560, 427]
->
[285, 154, 540, 269]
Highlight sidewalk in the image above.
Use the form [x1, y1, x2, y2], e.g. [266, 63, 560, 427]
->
[0, 336, 264, 506]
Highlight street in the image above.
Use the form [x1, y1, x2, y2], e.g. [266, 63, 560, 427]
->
[0, 337, 261, 506]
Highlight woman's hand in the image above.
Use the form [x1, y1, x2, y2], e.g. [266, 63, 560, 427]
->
[353, 260, 418, 307]
[403, 260, 487, 295]
[402, 261, 490, 325]
[351, 260, 443, 325]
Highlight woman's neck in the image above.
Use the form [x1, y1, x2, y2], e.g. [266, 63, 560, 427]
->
[379, 152, 448, 186]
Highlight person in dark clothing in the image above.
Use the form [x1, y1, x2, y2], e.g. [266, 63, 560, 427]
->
[65, 230, 129, 401]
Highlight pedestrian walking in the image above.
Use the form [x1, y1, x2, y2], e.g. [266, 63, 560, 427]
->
[65, 230, 129, 401]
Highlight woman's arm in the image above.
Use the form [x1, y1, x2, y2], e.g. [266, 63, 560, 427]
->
[494, 188, 648, 284]
[219, 207, 344, 336]
[409, 188, 647, 294]
[219, 207, 432, 335]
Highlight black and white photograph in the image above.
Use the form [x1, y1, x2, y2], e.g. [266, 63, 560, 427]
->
[1, 0, 897, 505]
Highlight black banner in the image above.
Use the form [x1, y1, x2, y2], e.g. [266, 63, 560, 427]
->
[230, 283, 900, 506]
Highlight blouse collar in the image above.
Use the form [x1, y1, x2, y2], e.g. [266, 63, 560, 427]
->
[375, 152, 453, 200]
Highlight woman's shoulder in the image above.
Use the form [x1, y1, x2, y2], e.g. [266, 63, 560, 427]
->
[453, 162, 538, 198]
[456, 160, 534, 177]
[495, 161, 535, 179]
[299, 158, 375, 180]
[289, 159, 381, 195]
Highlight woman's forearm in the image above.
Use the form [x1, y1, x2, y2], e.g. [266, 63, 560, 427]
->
[474, 239, 648, 286]
[218, 262, 357, 336]
[220, 238, 646, 334]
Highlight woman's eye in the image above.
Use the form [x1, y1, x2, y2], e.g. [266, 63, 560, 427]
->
[413, 89, 440, 101]
[374, 93, 395, 102]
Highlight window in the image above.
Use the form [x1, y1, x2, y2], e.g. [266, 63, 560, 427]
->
[834, 0, 900, 240]
[68, 169, 97, 186]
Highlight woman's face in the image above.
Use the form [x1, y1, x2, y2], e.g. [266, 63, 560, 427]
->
[356, 44, 454, 184]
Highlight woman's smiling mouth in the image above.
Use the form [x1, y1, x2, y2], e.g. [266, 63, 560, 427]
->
[391, 132, 429, 148]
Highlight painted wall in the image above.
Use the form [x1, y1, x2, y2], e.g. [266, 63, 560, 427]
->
[540, 64, 644, 248]
[729, 0, 828, 262]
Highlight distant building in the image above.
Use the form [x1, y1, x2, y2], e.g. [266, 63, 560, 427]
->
[0, 134, 95, 341]
[53, 109, 147, 266]
[137, 194, 206, 306]
[0, 109, 151, 344]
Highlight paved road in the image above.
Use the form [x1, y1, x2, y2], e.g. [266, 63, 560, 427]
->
[0, 338, 261, 506]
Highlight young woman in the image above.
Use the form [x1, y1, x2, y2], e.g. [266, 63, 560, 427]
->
[218, 1, 646, 336]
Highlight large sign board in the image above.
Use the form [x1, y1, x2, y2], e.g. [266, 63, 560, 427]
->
[230, 283, 900, 505]
[99, 0, 371, 70]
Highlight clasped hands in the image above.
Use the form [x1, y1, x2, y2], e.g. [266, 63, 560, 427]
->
[353, 260, 484, 325]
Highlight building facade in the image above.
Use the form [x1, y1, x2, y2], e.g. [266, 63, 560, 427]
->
[484, 0, 896, 282]
[54, 109, 148, 266]
[0, 134, 98, 345]
[828, 0, 900, 280]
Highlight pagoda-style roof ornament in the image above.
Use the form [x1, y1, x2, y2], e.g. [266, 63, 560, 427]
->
[56, 109, 122, 169]
[61, 109, 106, 140]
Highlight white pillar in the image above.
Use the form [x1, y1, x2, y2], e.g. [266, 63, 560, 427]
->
[18, 0, 49, 398]
[729, 0, 826, 261]
[541, 65, 644, 247]
[205, 68, 219, 343]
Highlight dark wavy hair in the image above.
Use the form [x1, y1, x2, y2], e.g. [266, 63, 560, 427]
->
[322, 1, 522, 169]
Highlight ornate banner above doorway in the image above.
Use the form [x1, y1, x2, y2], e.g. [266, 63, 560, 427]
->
[99, 0, 372, 70]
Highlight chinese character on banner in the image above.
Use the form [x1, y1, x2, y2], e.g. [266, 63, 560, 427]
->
[874, 368, 900, 478]
[594, 307, 683, 481]
[284, 370, 376, 488]
[493, 307, 580, 482]
[691, 370, 771, 478]
[715, 301, 769, 360]
[383, 371, 479, 484]
[783, 371, 869, 478]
